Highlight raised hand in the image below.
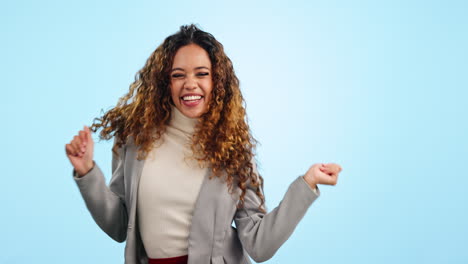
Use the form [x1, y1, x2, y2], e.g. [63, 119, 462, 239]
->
[303, 163, 342, 189]
[65, 125, 95, 177]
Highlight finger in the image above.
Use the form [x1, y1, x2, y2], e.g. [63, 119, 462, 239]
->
[71, 136, 84, 156]
[324, 173, 338, 185]
[84, 125, 92, 144]
[76, 136, 85, 153]
[66, 143, 79, 157]
[78, 132, 86, 153]
[331, 165, 340, 174]
[325, 163, 341, 174]
[321, 164, 333, 174]
[75, 134, 83, 147]
[79, 130, 87, 147]
[335, 166, 342, 174]
[71, 136, 79, 151]
[329, 173, 338, 185]
[331, 163, 342, 172]
[319, 164, 329, 174]
[65, 144, 75, 156]
[319, 163, 325, 171]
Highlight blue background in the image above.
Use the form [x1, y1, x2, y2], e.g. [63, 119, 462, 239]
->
[1, 0, 467, 263]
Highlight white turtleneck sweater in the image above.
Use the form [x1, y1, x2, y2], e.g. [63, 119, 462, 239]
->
[137, 106, 208, 258]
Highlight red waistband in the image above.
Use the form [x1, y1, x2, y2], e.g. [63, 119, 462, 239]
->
[148, 255, 188, 264]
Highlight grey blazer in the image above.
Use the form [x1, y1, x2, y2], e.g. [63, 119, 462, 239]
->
[72, 138, 319, 264]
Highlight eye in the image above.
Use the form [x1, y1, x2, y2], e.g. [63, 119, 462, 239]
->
[171, 73, 184, 78]
[197, 72, 210, 77]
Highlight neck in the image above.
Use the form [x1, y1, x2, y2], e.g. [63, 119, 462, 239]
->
[169, 105, 198, 134]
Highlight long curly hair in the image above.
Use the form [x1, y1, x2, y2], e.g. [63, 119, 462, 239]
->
[90, 24, 265, 212]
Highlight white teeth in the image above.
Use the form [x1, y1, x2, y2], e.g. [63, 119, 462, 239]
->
[182, 95, 202, 101]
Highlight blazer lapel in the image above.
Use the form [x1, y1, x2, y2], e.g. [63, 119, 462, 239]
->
[187, 171, 238, 263]
[187, 169, 214, 263]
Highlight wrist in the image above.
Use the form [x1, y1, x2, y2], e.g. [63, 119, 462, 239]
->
[77, 161, 95, 177]
[303, 175, 318, 190]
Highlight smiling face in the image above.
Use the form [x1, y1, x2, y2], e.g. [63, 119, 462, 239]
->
[170, 44, 213, 118]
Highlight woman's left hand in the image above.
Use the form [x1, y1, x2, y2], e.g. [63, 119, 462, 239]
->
[303, 163, 342, 189]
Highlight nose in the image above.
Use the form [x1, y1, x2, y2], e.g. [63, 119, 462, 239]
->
[183, 75, 197, 90]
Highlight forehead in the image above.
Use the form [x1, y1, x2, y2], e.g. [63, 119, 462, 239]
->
[172, 44, 212, 69]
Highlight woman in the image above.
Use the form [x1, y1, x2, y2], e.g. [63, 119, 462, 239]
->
[65, 24, 342, 264]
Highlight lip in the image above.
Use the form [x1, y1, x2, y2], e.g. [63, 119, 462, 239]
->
[180, 93, 204, 107]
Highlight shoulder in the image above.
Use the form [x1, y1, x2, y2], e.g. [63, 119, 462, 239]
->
[111, 135, 133, 158]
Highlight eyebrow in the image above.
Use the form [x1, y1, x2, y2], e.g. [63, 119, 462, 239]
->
[170, 66, 211, 72]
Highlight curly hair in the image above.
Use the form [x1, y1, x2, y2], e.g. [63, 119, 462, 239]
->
[90, 24, 265, 212]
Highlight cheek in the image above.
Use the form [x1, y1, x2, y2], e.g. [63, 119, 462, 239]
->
[169, 81, 181, 95]
[204, 82, 214, 103]
[170, 82, 180, 98]
[204, 80, 214, 96]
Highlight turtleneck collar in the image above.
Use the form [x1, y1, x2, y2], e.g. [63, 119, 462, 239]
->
[169, 105, 198, 134]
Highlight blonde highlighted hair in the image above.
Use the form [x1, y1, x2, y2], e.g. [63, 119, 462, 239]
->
[90, 24, 265, 212]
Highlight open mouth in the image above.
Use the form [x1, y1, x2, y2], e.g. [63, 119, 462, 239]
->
[181, 95, 203, 102]
[180, 94, 204, 107]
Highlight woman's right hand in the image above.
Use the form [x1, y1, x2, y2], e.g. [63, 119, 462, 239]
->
[65, 125, 95, 177]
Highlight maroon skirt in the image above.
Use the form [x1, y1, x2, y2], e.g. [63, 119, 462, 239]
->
[148, 255, 188, 264]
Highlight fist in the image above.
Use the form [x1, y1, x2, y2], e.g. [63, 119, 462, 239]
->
[303, 163, 342, 189]
[65, 125, 95, 177]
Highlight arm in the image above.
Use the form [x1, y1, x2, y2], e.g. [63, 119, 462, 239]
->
[234, 162, 320, 262]
[72, 138, 128, 242]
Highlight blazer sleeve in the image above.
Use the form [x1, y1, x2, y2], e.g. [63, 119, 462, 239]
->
[234, 161, 320, 262]
[72, 138, 128, 243]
